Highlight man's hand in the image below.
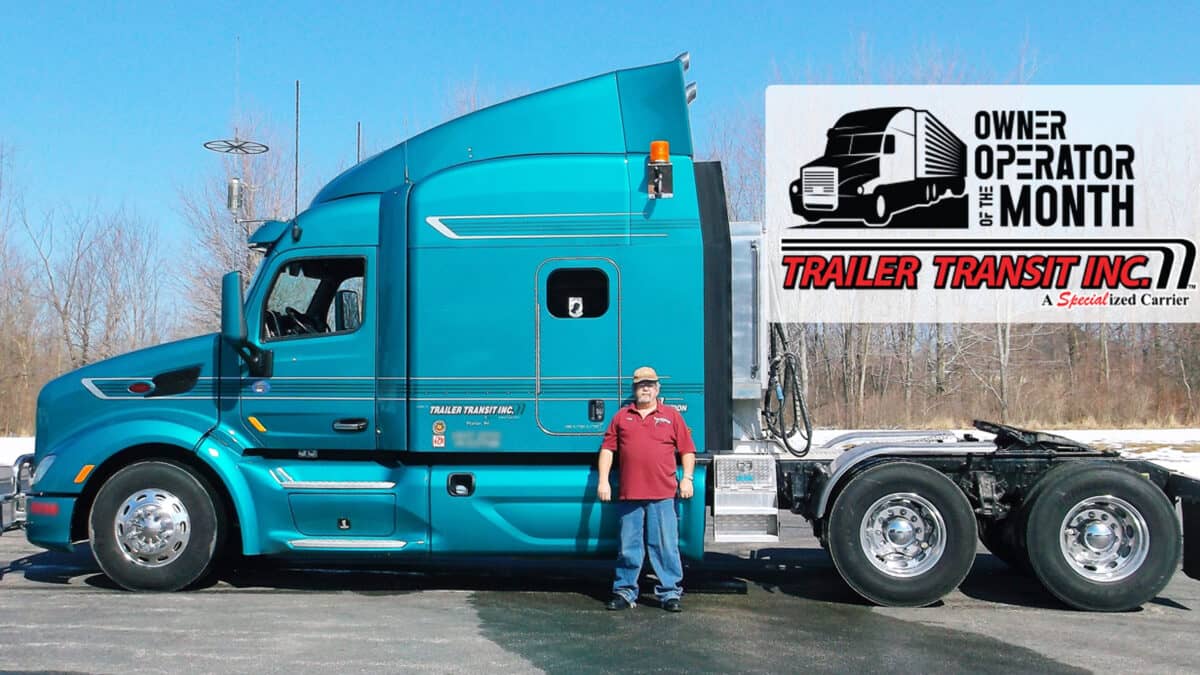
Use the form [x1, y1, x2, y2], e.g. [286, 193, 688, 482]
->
[597, 449, 614, 502]
[679, 477, 694, 499]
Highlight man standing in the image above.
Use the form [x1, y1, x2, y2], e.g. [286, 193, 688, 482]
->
[597, 366, 696, 612]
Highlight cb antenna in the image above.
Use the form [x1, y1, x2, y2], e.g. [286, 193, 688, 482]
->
[204, 36, 268, 222]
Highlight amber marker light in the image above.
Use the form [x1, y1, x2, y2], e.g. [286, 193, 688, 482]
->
[248, 416, 267, 432]
[74, 464, 95, 484]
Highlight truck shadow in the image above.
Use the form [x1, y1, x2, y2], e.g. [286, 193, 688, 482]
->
[6, 541, 1182, 611]
[955, 555, 1074, 610]
[0, 546, 100, 585]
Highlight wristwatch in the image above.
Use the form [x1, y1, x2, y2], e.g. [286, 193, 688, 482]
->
[682, 475, 693, 481]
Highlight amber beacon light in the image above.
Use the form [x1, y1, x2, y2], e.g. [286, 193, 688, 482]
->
[650, 140, 670, 163]
[647, 140, 674, 199]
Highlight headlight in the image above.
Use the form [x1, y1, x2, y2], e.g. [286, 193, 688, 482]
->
[32, 455, 56, 487]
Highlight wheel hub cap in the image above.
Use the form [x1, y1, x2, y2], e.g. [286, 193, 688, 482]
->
[860, 493, 946, 578]
[114, 489, 191, 568]
[885, 518, 916, 546]
[1059, 495, 1149, 583]
[1083, 522, 1115, 552]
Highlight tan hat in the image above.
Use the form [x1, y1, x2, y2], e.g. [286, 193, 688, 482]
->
[632, 366, 659, 385]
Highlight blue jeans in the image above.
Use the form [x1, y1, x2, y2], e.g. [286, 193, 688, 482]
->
[612, 498, 683, 602]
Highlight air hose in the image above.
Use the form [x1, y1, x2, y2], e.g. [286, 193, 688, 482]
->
[762, 323, 813, 457]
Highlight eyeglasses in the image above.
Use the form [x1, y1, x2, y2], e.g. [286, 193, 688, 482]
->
[635, 381, 658, 389]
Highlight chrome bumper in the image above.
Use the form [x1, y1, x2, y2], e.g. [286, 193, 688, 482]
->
[0, 454, 33, 533]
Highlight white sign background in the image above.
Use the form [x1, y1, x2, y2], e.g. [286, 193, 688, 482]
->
[765, 85, 1200, 323]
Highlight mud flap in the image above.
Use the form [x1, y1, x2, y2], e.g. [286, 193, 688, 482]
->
[1184, 500, 1200, 580]
[1168, 474, 1200, 580]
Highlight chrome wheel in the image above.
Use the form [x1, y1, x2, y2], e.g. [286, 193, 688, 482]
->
[859, 492, 946, 578]
[1058, 495, 1149, 583]
[114, 488, 191, 568]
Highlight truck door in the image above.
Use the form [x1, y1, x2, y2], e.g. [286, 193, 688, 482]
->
[239, 249, 377, 451]
[535, 258, 622, 436]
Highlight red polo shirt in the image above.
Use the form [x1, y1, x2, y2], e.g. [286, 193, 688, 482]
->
[601, 402, 696, 500]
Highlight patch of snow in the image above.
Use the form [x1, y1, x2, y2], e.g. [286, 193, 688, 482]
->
[0, 437, 34, 468]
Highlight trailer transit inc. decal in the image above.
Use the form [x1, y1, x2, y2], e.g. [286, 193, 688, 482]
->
[765, 86, 1199, 323]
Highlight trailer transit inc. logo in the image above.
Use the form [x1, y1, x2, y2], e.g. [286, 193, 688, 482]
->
[765, 85, 1199, 323]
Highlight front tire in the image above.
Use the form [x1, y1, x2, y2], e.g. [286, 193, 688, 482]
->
[1024, 465, 1180, 611]
[865, 194, 889, 225]
[827, 462, 978, 607]
[89, 461, 224, 591]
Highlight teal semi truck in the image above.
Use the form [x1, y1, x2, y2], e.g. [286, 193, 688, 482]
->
[2, 55, 1198, 611]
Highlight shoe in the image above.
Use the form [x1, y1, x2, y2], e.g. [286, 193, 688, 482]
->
[606, 595, 635, 611]
[662, 598, 682, 613]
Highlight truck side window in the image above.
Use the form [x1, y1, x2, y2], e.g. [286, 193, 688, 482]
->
[263, 257, 366, 340]
[547, 268, 608, 318]
[883, 134, 896, 154]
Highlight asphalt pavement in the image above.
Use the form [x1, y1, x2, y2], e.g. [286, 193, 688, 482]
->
[1, 514, 1196, 674]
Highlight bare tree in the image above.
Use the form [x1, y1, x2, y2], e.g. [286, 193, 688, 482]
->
[0, 143, 41, 433]
[22, 203, 169, 370]
[702, 104, 764, 223]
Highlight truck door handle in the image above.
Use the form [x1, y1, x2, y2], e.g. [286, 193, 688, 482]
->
[447, 473, 475, 497]
[332, 418, 368, 432]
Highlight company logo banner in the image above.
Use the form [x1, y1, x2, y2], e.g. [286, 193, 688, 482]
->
[765, 86, 1200, 323]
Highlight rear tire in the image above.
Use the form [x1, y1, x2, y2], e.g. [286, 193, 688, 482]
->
[827, 462, 977, 607]
[89, 460, 224, 591]
[1024, 464, 1180, 611]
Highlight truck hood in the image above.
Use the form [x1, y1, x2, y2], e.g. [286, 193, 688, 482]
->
[35, 334, 223, 460]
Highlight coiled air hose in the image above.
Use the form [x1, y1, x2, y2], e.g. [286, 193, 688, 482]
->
[762, 323, 813, 457]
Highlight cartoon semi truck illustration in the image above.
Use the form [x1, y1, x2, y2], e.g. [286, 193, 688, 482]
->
[790, 107, 967, 225]
[4, 57, 1199, 611]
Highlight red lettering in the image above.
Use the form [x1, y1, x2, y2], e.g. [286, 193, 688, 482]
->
[781, 255, 921, 289]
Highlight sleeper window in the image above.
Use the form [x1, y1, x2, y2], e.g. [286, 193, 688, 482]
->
[547, 268, 608, 318]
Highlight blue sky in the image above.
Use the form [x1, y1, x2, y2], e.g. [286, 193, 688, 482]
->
[2, 1, 1196, 252]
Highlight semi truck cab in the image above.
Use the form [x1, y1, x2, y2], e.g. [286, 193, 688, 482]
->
[11, 54, 714, 588]
[790, 107, 967, 225]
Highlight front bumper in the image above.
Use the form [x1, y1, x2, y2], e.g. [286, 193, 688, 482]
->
[0, 455, 33, 533]
[21, 496, 78, 552]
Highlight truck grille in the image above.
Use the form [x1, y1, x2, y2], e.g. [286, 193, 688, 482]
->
[802, 167, 838, 209]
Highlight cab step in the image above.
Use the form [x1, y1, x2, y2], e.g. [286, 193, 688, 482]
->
[712, 453, 779, 543]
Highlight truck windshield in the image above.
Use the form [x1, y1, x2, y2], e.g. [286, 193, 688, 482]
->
[826, 133, 884, 156]
[827, 135, 852, 156]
